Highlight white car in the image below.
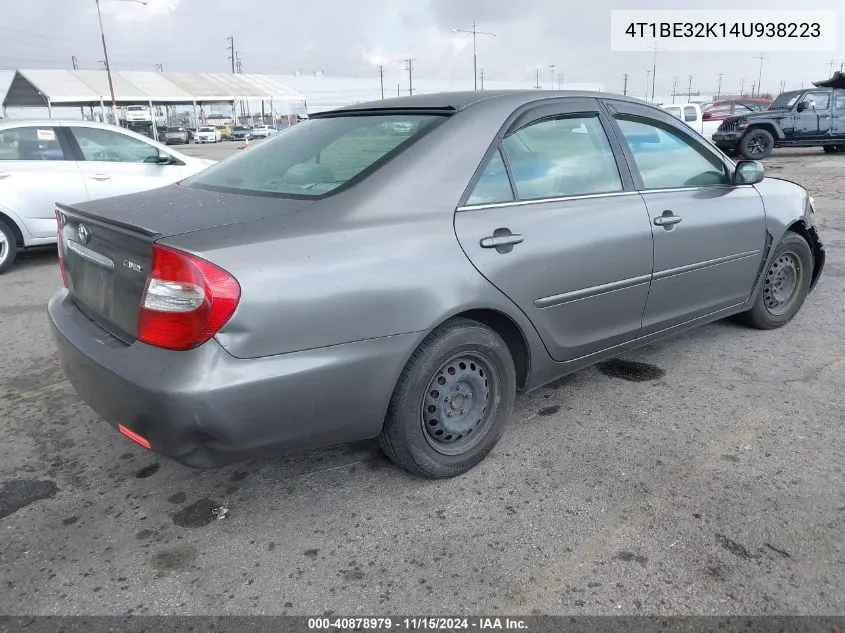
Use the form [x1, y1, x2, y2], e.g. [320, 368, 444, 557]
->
[250, 124, 276, 138]
[0, 120, 215, 272]
[123, 105, 152, 123]
[195, 126, 221, 143]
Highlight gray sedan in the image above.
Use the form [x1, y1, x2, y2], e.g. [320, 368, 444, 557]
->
[48, 90, 825, 478]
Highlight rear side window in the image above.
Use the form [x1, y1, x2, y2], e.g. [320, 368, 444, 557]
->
[186, 114, 445, 198]
[0, 126, 65, 161]
[683, 106, 697, 122]
[466, 149, 514, 206]
[500, 115, 622, 200]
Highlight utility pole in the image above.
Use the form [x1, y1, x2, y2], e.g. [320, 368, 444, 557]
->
[155, 63, 163, 72]
[557, 73, 564, 90]
[753, 53, 766, 97]
[622, 73, 628, 95]
[828, 58, 836, 77]
[687, 74, 693, 100]
[72, 56, 79, 70]
[645, 42, 667, 103]
[549, 64, 556, 89]
[226, 36, 235, 73]
[479, 68, 485, 90]
[672, 77, 679, 103]
[451, 21, 497, 91]
[535, 68, 540, 89]
[645, 69, 651, 100]
[751, 81, 756, 97]
[236, 51, 242, 73]
[378, 65, 384, 98]
[405, 58, 414, 95]
[739, 77, 746, 97]
[778, 79, 785, 94]
[716, 73, 723, 100]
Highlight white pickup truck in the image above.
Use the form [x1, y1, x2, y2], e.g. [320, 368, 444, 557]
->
[661, 103, 721, 142]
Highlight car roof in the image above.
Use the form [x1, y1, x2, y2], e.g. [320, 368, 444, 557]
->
[319, 90, 647, 115]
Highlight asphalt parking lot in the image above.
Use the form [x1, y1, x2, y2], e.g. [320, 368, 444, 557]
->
[0, 146, 842, 616]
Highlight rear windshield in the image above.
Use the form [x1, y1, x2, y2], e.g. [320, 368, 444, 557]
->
[184, 113, 446, 198]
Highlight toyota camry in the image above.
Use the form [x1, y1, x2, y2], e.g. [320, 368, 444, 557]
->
[48, 90, 825, 478]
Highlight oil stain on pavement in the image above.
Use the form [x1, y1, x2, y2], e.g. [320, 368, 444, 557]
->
[172, 497, 220, 528]
[0, 479, 58, 520]
[597, 359, 666, 382]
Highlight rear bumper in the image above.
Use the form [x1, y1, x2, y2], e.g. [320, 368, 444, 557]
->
[48, 289, 420, 468]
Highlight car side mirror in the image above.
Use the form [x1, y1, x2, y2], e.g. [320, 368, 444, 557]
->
[154, 149, 172, 164]
[734, 160, 765, 185]
[796, 101, 809, 113]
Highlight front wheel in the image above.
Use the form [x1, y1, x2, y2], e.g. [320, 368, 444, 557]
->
[379, 318, 516, 478]
[737, 231, 813, 330]
[0, 220, 19, 274]
[739, 128, 774, 160]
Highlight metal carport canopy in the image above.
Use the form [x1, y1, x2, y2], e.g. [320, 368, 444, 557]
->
[2, 69, 307, 108]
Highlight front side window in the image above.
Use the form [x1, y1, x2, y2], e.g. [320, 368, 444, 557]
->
[465, 149, 514, 206]
[835, 92, 845, 111]
[186, 114, 445, 198]
[71, 127, 160, 163]
[802, 92, 830, 111]
[499, 115, 622, 200]
[0, 126, 64, 161]
[615, 117, 730, 189]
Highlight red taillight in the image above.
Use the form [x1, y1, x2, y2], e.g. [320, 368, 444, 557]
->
[137, 244, 240, 351]
[55, 210, 68, 288]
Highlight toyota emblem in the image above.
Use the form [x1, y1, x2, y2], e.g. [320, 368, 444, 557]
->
[77, 224, 91, 244]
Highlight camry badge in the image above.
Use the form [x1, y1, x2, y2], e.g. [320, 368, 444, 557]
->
[77, 224, 91, 244]
[123, 260, 144, 273]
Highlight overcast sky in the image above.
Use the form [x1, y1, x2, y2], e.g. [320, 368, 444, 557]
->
[1, 0, 843, 98]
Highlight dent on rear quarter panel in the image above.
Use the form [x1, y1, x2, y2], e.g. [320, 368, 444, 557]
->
[160, 95, 553, 363]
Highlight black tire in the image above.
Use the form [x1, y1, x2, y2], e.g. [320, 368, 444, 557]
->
[739, 128, 774, 160]
[737, 231, 813, 330]
[378, 318, 517, 478]
[0, 220, 19, 274]
[823, 145, 838, 153]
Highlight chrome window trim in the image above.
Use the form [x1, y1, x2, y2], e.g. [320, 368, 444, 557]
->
[456, 184, 754, 212]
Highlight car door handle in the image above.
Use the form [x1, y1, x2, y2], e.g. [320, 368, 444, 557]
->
[480, 234, 524, 248]
[88, 174, 111, 181]
[653, 212, 683, 228]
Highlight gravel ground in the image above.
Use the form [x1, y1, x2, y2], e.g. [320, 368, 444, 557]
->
[0, 146, 842, 616]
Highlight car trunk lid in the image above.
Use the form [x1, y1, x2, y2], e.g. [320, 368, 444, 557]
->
[57, 184, 314, 343]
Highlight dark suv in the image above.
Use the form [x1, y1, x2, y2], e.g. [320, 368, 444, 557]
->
[712, 87, 845, 159]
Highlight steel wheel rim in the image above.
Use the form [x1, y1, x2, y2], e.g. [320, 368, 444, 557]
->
[420, 352, 499, 456]
[763, 250, 804, 316]
[0, 232, 7, 266]
[747, 133, 770, 157]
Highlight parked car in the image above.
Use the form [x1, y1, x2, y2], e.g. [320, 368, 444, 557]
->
[712, 87, 845, 158]
[164, 126, 189, 145]
[250, 124, 275, 138]
[48, 91, 824, 478]
[660, 103, 721, 140]
[194, 126, 221, 143]
[702, 98, 773, 123]
[123, 105, 152, 123]
[185, 128, 196, 142]
[215, 125, 232, 140]
[0, 120, 215, 272]
[230, 126, 253, 141]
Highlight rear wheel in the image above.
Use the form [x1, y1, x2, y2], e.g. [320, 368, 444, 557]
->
[737, 231, 813, 330]
[0, 220, 19, 274]
[739, 128, 774, 160]
[379, 318, 516, 478]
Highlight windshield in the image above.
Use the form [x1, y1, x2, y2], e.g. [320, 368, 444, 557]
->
[199, 127, 215, 132]
[167, 127, 183, 132]
[126, 106, 147, 111]
[769, 91, 803, 110]
[185, 113, 446, 198]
